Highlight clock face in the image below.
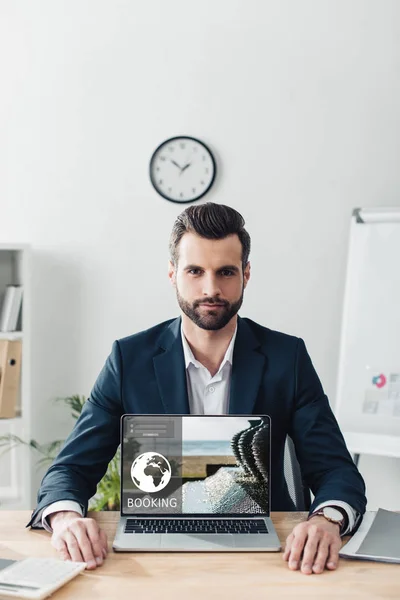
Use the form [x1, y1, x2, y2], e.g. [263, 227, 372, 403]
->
[149, 136, 216, 203]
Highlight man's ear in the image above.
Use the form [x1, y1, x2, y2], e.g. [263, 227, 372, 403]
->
[168, 260, 177, 286]
[243, 262, 251, 288]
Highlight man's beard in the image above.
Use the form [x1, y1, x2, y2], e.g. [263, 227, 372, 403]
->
[176, 287, 244, 331]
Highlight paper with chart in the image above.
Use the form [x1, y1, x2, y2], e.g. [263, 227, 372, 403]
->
[335, 208, 400, 437]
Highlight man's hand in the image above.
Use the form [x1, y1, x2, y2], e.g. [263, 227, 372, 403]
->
[283, 516, 342, 575]
[50, 511, 108, 570]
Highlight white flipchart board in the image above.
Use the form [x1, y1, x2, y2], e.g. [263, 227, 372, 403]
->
[335, 208, 400, 459]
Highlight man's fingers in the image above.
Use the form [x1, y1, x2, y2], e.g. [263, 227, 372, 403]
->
[282, 533, 294, 561]
[50, 517, 108, 569]
[52, 518, 107, 569]
[326, 539, 342, 570]
[284, 520, 342, 575]
[298, 525, 319, 574]
[70, 524, 99, 568]
[287, 529, 308, 570]
[63, 530, 86, 566]
[311, 540, 330, 574]
[100, 529, 108, 555]
[52, 537, 71, 562]
[85, 520, 105, 563]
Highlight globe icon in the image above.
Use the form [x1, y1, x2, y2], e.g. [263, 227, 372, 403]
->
[130, 452, 172, 493]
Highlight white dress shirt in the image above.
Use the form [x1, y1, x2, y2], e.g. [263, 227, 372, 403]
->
[181, 324, 237, 415]
[35, 326, 357, 534]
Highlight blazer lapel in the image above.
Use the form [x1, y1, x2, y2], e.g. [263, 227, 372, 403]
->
[229, 317, 267, 415]
[153, 317, 190, 414]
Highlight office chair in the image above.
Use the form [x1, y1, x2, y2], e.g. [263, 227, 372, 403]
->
[284, 436, 311, 511]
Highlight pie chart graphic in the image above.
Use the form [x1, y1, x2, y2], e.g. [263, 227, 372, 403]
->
[372, 374, 387, 389]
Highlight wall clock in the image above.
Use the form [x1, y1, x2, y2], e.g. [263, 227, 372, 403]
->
[149, 136, 216, 203]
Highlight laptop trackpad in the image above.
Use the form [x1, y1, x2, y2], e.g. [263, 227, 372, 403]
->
[161, 534, 235, 550]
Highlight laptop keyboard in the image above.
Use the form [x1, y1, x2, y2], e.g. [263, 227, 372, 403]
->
[125, 518, 268, 534]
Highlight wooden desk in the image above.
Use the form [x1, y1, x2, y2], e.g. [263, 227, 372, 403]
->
[0, 512, 398, 599]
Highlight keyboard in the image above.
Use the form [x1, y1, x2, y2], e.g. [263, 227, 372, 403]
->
[0, 557, 86, 599]
[125, 518, 268, 534]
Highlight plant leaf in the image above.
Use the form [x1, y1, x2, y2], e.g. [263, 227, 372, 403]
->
[55, 395, 86, 420]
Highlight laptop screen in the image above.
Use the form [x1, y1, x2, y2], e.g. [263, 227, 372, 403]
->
[121, 415, 270, 516]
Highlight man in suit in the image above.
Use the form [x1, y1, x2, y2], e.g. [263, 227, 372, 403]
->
[28, 203, 366, 575]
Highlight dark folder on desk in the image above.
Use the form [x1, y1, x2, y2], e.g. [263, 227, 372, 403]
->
[340, 509, 400, 564]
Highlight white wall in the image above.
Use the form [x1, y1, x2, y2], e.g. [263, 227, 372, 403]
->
[1, 0, 400, 509]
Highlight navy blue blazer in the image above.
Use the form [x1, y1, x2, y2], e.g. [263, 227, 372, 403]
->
[28, 316, 366, 526]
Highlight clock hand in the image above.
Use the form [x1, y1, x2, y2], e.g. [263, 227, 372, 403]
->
[171, 159, 182, 169]
[181, 162, 191, 173]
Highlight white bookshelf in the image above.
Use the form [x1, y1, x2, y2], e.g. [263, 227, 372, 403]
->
[0, 332, 23, 340]
[0, 245, 31, 510]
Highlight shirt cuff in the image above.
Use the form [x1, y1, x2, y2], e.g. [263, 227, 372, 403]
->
[312, 500, 358, 535]
[40, 501, 84, 533]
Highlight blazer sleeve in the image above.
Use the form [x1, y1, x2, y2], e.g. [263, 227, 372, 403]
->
[27, 341, 123, 527]
[288, 338, 367, 516]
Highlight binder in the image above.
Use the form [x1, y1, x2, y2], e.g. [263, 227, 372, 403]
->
[0, 340, 22, 418]
[8, 286, 23, 331]
[0, 286, 23, 332]
[0, 287, 16, 332]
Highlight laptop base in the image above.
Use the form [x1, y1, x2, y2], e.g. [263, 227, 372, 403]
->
[113, 516, 281, 552]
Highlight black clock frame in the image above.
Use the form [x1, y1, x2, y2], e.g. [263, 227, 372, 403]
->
[149, 135, 217, 204]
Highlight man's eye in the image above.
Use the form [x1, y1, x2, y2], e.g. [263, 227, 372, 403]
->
[188, 269, 201, 275]
[221, 270, 234, 277]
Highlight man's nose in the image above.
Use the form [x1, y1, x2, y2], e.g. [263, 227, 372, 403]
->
[202, 273, 221, 297]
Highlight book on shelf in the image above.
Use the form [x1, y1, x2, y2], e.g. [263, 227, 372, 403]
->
[0, 339, 22, 418]
[0, 285, 23, 332]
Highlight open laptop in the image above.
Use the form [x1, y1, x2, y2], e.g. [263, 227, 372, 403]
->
[113, 414, 281, 552]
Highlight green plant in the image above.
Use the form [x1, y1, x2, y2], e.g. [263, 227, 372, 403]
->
[90, 446, 121, 511]
[0, 394, 121, 511]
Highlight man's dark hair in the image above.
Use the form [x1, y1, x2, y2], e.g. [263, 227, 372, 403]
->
[169, 202, 251, 269]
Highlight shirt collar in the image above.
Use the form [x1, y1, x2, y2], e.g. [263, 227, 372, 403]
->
[181, 324, 237, 372]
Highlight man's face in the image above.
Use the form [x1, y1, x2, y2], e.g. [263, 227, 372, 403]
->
[169, 232, 250, 330]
